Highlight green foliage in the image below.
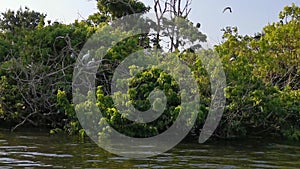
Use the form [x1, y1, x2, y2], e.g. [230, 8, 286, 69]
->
[0, 7, 92, 131]
[96, 65, 181, 138]
[57, 90, 75, 118]
[88, 0, 150, 26]
[97, 0, 150, 19]
[0, 76, 8, 118]
[214, 3, 300, 139]
[0, 0, 150, 134]
[0, 7, 46, 32]
[0, 2, 299, 142]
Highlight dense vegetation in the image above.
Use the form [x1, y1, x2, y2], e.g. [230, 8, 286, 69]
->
[0, 1, 299, 141]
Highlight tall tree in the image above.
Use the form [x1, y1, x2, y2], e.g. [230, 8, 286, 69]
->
[0, 7, 46, 32]
[97, 0, 150, 19]
[153, 0, 206, 52]
[88, 0, 150, 25]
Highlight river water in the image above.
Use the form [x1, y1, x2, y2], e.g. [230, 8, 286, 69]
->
[0, 129, 300, 168]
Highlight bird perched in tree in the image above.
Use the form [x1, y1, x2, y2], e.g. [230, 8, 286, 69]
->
[70, 52, 76, 59]
[196, 23, 201, 28]
[229, 57, 235, 62]
[87, 58, 95, 67]
[223, 7, 232, 13]
[280, 20, 284, 25]
[253, 34, 262, 40]
[82, 50, 90, 63]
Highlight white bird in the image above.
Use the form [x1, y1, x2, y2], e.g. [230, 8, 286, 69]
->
[87, 58, 95, 67]
[82, 50, 90, 63]
[70, 52, 76, 59]
[229, 57, 235, 62]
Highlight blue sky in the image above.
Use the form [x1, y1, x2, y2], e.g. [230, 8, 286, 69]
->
[0, 0, 299, 45]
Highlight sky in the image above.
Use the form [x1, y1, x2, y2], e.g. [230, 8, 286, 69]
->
[0, 0, 299, 46]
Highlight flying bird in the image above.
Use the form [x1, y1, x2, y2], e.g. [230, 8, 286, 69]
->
[196, 23, 201, 28]
[223, 7, 232, 13]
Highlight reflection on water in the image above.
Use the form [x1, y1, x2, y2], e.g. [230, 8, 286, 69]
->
[0, 129, 300, 168]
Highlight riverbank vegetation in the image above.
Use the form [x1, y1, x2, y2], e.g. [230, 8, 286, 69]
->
[0, 1, 299, 141]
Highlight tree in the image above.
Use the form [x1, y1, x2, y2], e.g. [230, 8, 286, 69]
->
[0, 15, 92, 131]
[214, 3, 300, 139]
[152, 0, 206, 52]
[0, 7, 46, 32]
[97, 0, 150, 19]
[88, 0, 150, 25]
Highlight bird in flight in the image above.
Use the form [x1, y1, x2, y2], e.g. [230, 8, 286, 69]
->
[223, 7, 232, 13]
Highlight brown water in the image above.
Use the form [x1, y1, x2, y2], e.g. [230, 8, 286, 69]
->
[0, 129, 300, 168]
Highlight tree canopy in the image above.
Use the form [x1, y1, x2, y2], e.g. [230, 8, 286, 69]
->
[0, 2, 299, 141]
[0, 7, 46, 32]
